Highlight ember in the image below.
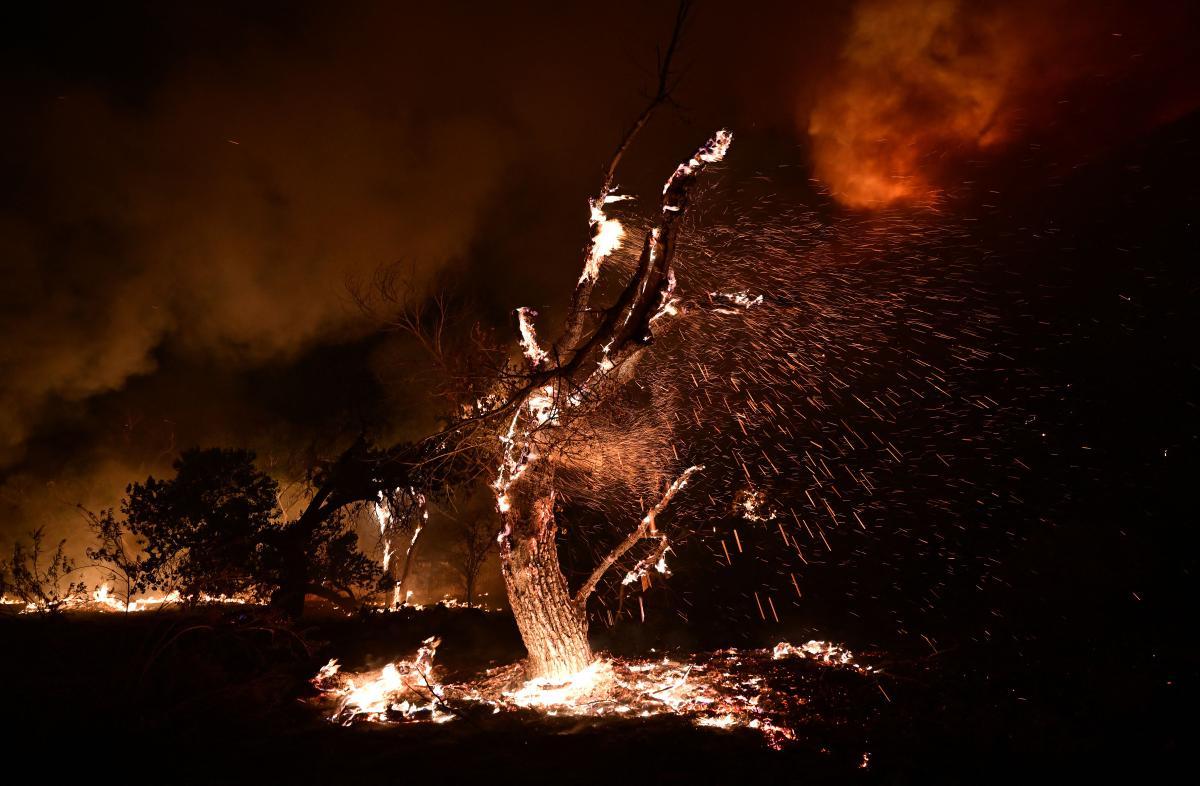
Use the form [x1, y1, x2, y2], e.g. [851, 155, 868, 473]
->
[2, 583, 254, 614]
[314, 636, 452, 725]
[311, 638, 876, 749]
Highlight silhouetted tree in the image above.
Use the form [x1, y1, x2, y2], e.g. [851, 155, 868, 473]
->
[267, 437, 467, 616]
[123, 448, 280, 600]
[81, 506, 150, 612]
[261, 508, 380, 613]
[1, 527, 87, 613]
[451, 515, 496, 606]
[111, 447, 379, 610]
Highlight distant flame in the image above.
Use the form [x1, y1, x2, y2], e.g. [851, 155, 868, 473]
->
[808, 0, 1021, 208]
[1, 583, 253, 614]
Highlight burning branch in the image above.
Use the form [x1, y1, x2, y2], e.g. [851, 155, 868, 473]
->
[574, 465, 702, 606]
[374, 486, 429, 605]
[556, 128, 732, 382]
[559, 0, 694, 354]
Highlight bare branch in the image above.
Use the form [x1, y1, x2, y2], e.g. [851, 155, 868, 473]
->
[602, 0, 692, 190]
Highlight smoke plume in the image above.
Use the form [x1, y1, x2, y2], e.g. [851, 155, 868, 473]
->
[807, 0, 1200, 207]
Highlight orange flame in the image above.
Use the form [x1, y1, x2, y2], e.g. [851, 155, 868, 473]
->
[808, 0, 1023, 208]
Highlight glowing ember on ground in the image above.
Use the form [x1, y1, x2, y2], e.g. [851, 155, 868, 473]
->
[772, 639, 858, 666]
[314, 636, 453, 725]
[311, 638, 876, 749]
[2, 583, 254, 614]
[363, 595, 500, 613]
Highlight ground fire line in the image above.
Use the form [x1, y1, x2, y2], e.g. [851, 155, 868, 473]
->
[311, 636, 876, 750]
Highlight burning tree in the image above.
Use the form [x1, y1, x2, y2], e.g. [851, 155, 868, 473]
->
[275, 4, 755, 680]
[474, 109, 731, 674]
[245, 0, 999, 688]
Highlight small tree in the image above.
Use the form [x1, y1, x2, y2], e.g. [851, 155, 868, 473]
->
[125, 448, 280, 601]
[81, 506, 150, 612]
[116, 447, 380, 610]
[451, 515, 496, 606]
[1, 528, 87, 613]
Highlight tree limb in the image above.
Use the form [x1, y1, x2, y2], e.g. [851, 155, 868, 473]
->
[559, 0, 694, 354]
[305, 583, 360, 614]
[573, 465, 702, 606]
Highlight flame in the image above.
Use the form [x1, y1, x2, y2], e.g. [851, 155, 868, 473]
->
[312, 638, 874, 749]
[2, 584, 253, 614]
[363, 594, 498, 613]
[374, 492, 393, 572]
[373, 486, 428, 604]
[664, 129, 733, 198]
[709, 290, 763, 315]
[808, 0, 1021, 207]
[579, 194, 630, 284]
[808, 0, 1200, 208]
[772, 640, 859, 667]
[314, 636, 450, 725]
[735, 486, 777, 522]
[515, 307, 548, 367]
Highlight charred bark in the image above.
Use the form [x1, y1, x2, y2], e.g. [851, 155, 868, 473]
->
[500, 494, 592, 679]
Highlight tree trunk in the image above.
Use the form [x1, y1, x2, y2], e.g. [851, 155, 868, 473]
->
[270, 487, 336, 618]
[271, 530, 310, 617]
[500, 494, 593, 680]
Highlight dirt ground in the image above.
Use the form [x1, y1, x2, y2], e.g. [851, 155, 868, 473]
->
[2, 604, 1188, 784]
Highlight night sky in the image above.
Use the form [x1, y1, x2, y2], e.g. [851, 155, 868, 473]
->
[2, 0, 1198, 648]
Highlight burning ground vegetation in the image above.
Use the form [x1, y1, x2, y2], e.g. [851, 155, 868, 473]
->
[2, 598, 1188, 782]
[0, 582, 495, 615]
[0, 582, 255, 613]
[309, 636, 878, 752]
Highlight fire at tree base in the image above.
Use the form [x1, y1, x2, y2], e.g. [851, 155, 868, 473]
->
[311, 637, 875, 750]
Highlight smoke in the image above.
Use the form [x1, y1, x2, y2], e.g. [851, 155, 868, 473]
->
[2, 0, 818, 476]
[1, 0, 824, 563]
[2, 0, 1196, 582]
[0, 85, 507, 468]
[807, 0, 1200, 208]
